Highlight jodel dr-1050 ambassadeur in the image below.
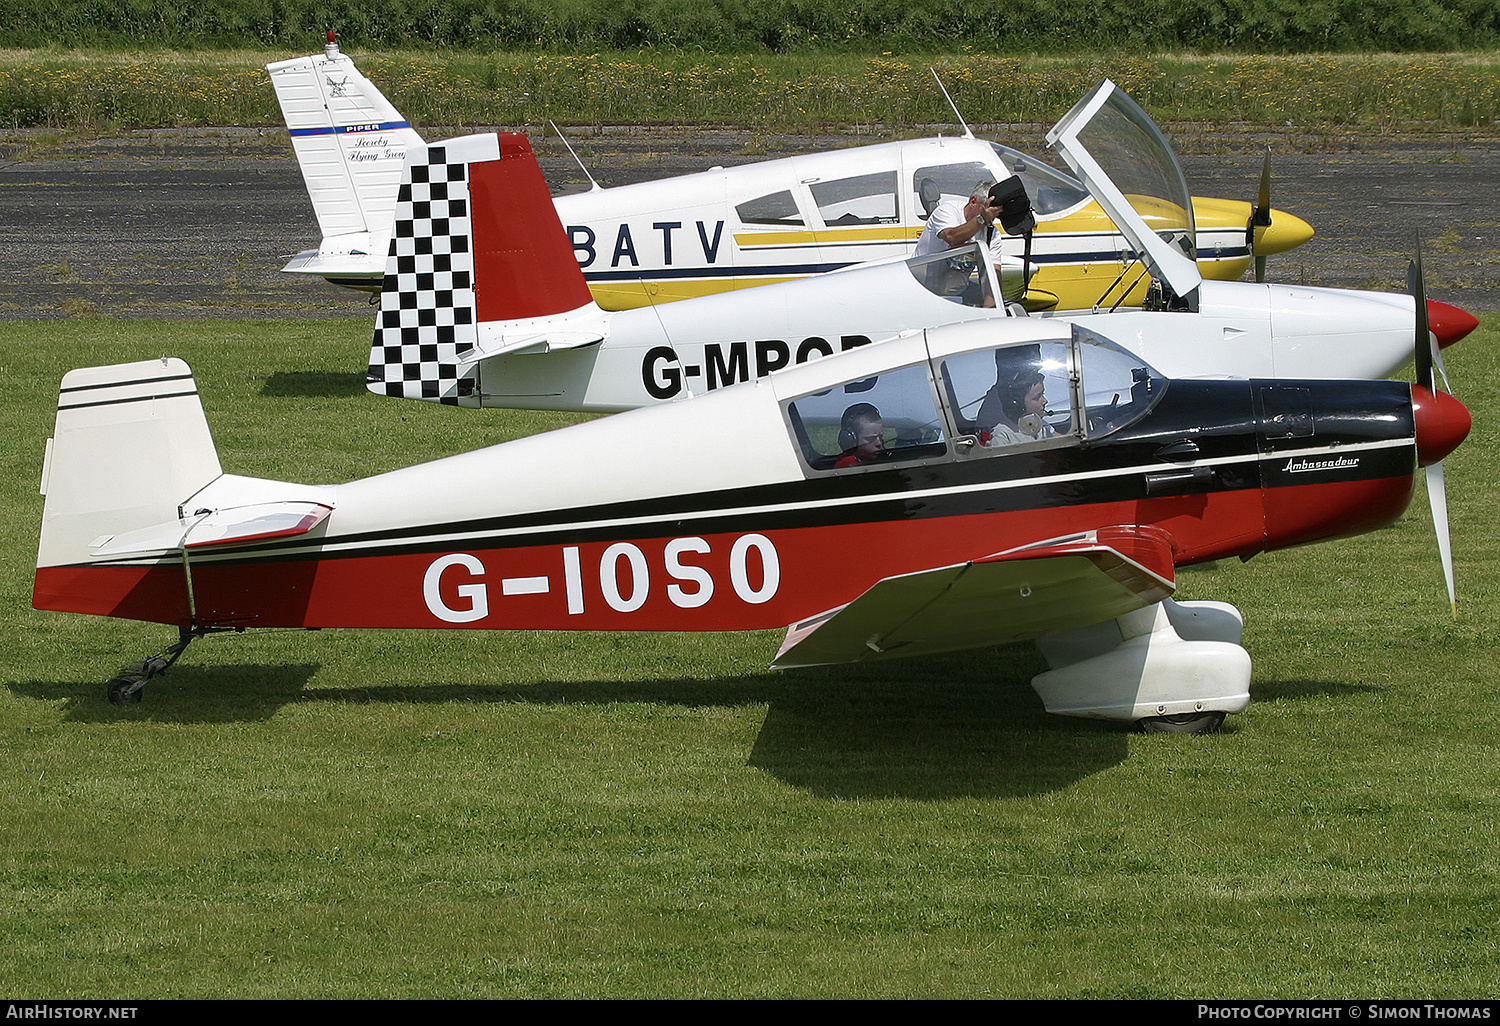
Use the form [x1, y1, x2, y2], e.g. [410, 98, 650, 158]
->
[33, 124, 1471, 733]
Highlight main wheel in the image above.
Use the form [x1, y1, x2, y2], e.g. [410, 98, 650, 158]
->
[1136, 711, 1225, 735]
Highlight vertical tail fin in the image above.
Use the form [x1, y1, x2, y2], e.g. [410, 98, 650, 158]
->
[366, 133, 602, 406]
[34, 359, 222, 619]
[267, 36, 425, 284]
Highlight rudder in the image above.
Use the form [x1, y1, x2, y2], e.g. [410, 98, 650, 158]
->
[35, 359, 221, 616]
[366, 132, 599, 406]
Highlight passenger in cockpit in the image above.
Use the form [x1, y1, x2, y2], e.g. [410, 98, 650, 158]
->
[913, 179, 1001, 262]
[913, 179, 1000, 305]
[914, 178, 1034, 306]
[834, 403, 887, 467]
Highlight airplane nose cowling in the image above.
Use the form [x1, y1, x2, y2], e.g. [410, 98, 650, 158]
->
[1255, 209, 1315, 255]
[1426, 299, 1479, 349]
[1412, 386, 1471, 467]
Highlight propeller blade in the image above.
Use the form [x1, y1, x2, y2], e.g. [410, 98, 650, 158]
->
[1426, 460, 1457, 617]
[1408, 248, 1433, 391]
[1256, 148, 1272, 215]
[1408, 241, 1463, 616]
[1432, 341, 1452, 394]
[1248, 149, 1274, 283]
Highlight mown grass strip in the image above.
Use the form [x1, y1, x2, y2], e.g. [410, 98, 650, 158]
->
[1, 317, 1497, 996]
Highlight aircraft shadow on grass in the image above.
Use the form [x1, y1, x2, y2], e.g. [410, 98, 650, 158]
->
[11, 646, 1113, 798]
[258, 371, 368, 398]
[1243, 678, 1380, 705]
[11, 656, 1373, 798]
[11, 664, 320, 725]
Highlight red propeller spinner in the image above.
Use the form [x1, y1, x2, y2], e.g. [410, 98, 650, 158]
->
[1412, 386, 1471, 468]
[1426, 299, 1479, 350]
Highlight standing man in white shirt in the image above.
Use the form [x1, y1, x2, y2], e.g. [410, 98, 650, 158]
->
[914, 179, 1034, 305]
[913, 179, 1003, 262]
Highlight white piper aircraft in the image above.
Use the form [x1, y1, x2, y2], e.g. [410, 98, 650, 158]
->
[360, 83, 1476, 416]
[267, 34, 1316, 311]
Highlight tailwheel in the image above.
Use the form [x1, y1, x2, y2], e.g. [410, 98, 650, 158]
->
[105, 655, 169, 705]
[103, 628, 200, 706]
[106, 673, 147, 705]
[1136, 711, 1226, 735]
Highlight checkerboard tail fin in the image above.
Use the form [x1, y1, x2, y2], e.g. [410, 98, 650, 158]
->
[366, 133, 600, 407]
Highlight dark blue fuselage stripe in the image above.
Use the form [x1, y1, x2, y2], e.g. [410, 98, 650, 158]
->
[579, 246, 1249, 283]
[582, 262, 849, 282]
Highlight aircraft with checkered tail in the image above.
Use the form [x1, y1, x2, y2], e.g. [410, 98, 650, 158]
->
[33, 269, 1470, 731]
[268, 35, 1317, 310]
[364, 83, 1476, 414]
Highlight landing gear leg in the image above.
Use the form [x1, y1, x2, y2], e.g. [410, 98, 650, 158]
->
[105, 626, 196, 705]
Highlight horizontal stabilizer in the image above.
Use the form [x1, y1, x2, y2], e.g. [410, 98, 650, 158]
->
[457, 331, 605, 366]
[773, 526, 1176, 668]
[89, 501, 333, 558]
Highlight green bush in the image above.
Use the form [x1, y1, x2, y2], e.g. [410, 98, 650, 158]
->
[1, 0, 1497, 53]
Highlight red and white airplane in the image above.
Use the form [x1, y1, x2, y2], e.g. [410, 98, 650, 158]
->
[33, 300, 1469, 731]
[267, 35, 1315, 311]
[359, 85, 1476, 414]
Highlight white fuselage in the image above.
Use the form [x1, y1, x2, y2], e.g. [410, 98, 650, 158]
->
[467, 261, 1416, 413]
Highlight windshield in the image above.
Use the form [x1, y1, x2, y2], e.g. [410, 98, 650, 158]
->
[1047, 81, 1202, 303]
[989, 144, 1090, 215]
[1074, 324, 1166, 438]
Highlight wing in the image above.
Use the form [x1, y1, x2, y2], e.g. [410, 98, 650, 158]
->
[772, 525, 1176, 668]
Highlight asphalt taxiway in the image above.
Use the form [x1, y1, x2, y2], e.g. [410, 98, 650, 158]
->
[1, 125, 1495, 320]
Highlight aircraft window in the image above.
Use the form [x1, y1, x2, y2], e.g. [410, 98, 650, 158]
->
[989, 144, 1090, 215]
[938, 340, 1074, 449]
[786, 363, 948, 471]
[1074, 325, 1165, 437]
[809, 172, 899, 226]
[904, 243, 996, 308]
[910, 162, 991, 219]
[736, 190, 804, 226]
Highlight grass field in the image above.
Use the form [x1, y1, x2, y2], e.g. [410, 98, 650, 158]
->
[0, 316, 1495, 998]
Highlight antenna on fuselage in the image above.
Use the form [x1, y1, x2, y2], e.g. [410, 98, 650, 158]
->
[929, 69, 975, 140]
[550, 121, 602, 192]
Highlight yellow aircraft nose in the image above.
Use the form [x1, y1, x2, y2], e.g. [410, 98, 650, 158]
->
[1253, 208, 1315, 255]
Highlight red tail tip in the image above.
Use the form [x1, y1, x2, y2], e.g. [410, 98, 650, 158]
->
[1426, 299, 1479, 350]
[1412, 386, 1471, 467]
